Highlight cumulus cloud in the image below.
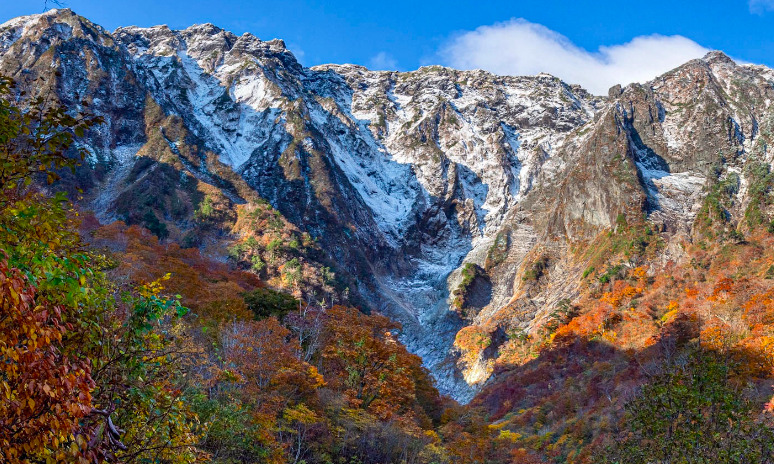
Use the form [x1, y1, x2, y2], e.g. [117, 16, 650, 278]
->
[438, 19, 711, 95]
[368, 51, 399, 70]
[750, 0, 774, 13]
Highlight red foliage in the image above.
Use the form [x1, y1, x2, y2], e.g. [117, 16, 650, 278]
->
[0, 259, 94, 462]
[91, 222, 261, 322]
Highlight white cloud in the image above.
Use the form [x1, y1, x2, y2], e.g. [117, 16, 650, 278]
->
[368, 51, 398, 71]
[750, 0, 774, 13]
[438, 19, 711, 95]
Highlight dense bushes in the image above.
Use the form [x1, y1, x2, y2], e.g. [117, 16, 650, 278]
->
[243, 286, 300, 320]
[0, 77, 200, 463]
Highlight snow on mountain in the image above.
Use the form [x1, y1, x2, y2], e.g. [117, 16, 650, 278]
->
[3, 9, 774, 401]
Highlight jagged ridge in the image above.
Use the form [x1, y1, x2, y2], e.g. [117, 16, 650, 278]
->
[2, 8, 774, 401]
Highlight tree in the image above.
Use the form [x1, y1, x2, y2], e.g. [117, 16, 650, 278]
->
[0, 73, 104, 462]
[600, 349, 774, 464]
[0, 259, 94, 463]
[0, 75, 101, 204]
[208, 317, 324, 463]
[87, 276, 202, 463]
[320, 305, 426, 419]
[243, 286, 299, 320]
[0, 73, 202, 463]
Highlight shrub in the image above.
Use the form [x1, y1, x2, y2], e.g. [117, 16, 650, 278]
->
[142, 209, 168, 239]
[523, 256, 549, 281]
[243, 287, 299, 320]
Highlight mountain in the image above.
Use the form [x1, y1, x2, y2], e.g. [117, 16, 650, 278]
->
[2, 8, 774, 403]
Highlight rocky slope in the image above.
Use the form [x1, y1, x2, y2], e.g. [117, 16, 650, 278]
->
[2, 8, 773, 401]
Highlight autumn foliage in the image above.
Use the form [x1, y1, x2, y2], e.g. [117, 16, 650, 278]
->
[0, 259, 94, 462]
[466, 218, 774, 463]
[6, 67, 774, 464]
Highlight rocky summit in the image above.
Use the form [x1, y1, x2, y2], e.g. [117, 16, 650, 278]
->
[2, 8, 773, 403]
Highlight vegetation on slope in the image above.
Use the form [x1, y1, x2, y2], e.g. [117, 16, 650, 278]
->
[473, 210, 774, 463]
[4, 65, 774, 464]
[0, 75, 539, 463]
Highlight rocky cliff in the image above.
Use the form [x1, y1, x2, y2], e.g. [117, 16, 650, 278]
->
[2, 8, 773, 401]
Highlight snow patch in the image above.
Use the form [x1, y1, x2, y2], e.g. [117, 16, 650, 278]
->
[91, 144, 144, 223]
[309, 103, 419, 241]
[637, 162, 705, 222]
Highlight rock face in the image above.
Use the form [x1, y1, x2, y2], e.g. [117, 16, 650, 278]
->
[2, 9, 773, 401]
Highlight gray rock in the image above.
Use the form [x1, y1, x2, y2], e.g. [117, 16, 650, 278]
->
[3, 10, 773, 401]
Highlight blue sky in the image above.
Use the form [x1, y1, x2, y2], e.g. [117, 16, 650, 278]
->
[1, 0, 773, 93]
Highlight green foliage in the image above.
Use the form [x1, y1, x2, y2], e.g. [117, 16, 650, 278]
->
[192, 393, 269, 463]
[697, 171, 743, 237]
[194, 195, 215, 220]
[452, 263, 485, 309]
[545, 299, 577, 333]
[485, 231, 509, 270]
[244, 235, 259, 251]
[459, 263, 478, 288]
[288, 237, 300, 251]
[598, 264, 623, 284]
[227, 242, 247, 261]
[320, 266, 334, 285]
[743, 161, 774, 229]
[283, 257, 302, 285]
[268, 210, 284, 231]
[697, 190, 728, 231]
[523, 255, 549, 281]
[243, 287, 299, 320]
[613, 224, 655, 258]
[250, 255, 265, 273]
[95, 276, 200, 463]
[582, 218, 661, 281]
[142, 208, 169, 239]
[600, 349, 774, 464]
[729, 228, 746, 243]
[266, 237, 283, 262]
[582, 266, 595, 279]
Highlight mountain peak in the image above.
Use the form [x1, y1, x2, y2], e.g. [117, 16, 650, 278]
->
[40, 7, 76, 17]
[702, 50, 736, 66]
[0, 7, 114, 53]
[184, 22, 224, 34]
[0, 7, 75, 30]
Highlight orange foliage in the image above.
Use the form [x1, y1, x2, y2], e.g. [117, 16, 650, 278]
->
[223, 317, 324, 415]
[469, 228, 774, 463]
[736, 336, 774, 378]
[600, 282, 642, 308]
[455, 326, 493, 365]
[710, 277, 735, 302]
[91, 222, 260, 323]
[0, 260, 94, 463]
[743, 287, 774, 327]
[553, 304, 609, 342]
[685, 286, 699, 299]
[321, 306, 428, 421]
[632, 266, 648, 281]
[700, 325, 732, 352]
